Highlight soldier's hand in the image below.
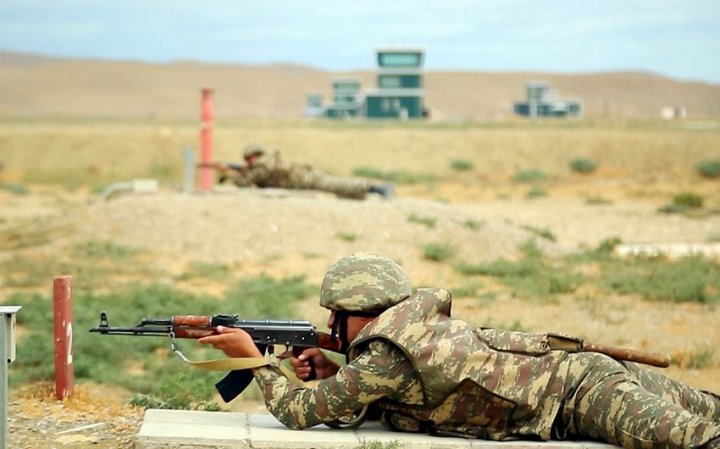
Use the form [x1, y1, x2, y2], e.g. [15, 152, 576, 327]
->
[290, 348, 339, 380]
[198, 326, 263, 358]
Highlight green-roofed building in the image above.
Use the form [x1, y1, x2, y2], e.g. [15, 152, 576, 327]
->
[316, 48, 426, 120]
[363, 48, 425, 119]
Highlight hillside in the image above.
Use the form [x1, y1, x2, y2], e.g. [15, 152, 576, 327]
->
[1, 50, 719, 120]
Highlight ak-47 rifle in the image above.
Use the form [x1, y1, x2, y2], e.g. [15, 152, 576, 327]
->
[89, 311, 340, 402]
[196, 161, 247, 183]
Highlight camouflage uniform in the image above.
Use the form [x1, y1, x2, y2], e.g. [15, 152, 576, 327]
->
[250, 253, 720, 448]
[232, 150, 375, 199]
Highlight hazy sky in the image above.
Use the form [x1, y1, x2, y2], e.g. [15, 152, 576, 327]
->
[2, 0, 719, 83]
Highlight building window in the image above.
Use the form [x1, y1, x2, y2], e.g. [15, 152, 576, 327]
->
[379, 53, 420, 67]
[379, 76, 401, 88]
[381, 99, 390, 111]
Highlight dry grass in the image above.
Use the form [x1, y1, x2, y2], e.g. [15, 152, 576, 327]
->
[2, 118, 719, 192]
[1, 117, 720, 398]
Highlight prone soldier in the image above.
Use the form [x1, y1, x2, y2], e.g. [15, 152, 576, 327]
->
[199, 253, 720, 448]
[220, 144, 394, 200]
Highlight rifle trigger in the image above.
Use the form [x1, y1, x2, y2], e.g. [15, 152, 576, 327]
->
[169, 331, 178, 353]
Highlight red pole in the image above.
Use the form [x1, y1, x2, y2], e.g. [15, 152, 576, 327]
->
[199, 87, 214, 192]
[53, 275, 74, 400]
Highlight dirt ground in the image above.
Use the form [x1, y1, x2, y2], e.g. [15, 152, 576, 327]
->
[3, 175, 720, 448]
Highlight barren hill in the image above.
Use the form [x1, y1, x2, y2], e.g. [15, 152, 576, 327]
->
[1, 50, 719, 120]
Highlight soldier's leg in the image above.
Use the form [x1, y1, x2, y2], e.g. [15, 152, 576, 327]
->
[623, 361, 720, 421]
[296, 169, 370, 199]
[562, 354, 720, 448]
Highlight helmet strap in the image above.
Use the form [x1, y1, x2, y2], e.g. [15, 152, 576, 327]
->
[331, 310, 381, 353]
[331, 311, 350, 353]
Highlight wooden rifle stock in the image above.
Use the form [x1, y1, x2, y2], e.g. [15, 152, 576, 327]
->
[582, 342, 670, 368]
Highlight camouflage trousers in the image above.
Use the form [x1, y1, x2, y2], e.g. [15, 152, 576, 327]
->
[288, 168, 371, 199]
[556, 352, 720, 448]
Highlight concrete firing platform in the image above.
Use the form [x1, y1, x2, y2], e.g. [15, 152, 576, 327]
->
[137, 409, 617, 449]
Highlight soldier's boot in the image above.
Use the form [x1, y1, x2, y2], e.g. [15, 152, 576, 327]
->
[369, 184, 395, 200]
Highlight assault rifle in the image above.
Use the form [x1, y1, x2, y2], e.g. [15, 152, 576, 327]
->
[196, 161, 247, 183]
[89, 311, 340, 402]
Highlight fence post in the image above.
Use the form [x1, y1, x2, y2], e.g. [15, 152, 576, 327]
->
[199, 87, 214, 192]
[53, 275, 74, 401]
[1, 306, 21, 449]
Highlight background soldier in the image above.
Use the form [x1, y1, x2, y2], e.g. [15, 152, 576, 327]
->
[224, 144, 395, 200]
[199, 253, 720, 448]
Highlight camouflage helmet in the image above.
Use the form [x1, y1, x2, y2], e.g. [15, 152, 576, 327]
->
[243, 143, 265, 159]
[320, 253, 413, 313]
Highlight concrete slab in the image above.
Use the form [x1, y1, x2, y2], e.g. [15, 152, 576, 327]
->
[137, 410, 617, 449]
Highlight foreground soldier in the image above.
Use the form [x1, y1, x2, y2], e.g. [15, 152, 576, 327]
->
[224, 144, 394, 200]
[199, 253, 720, 448]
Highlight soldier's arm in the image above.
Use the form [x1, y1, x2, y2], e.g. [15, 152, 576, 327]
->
[252, 339, 414, 429]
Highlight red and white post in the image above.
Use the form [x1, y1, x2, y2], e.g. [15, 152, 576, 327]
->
[53, 275, 74, 400]
[199, 87, 214, 192]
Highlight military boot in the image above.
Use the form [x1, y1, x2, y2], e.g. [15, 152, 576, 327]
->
[369, 183, 395, 200]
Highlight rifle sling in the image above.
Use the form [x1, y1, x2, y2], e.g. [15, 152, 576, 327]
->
[172, 347, 345, 384]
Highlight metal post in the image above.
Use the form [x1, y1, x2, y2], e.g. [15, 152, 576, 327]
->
[199, 88, 214, 192]
[1, 311, 7, 449]
[183, 147, 196, 192]
[1, 306, 21, 449]
[54, 275, 74, 400]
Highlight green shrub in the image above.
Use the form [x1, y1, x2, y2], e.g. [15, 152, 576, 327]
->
[423, 242, 457, 262]
[526, 185, 548, 198]
[336, 231, 358, 242]
[672, 192, 704, 209]
[0, 182, 30, 195]
[658, 192, 705, 214]
[696, 160, 720, 179]
[569, 157, 598, 174]
[463, 219, 483, 230]
[450, 159, 474, 171]
[584, 196, 613, 205]
[407, 213, 437, 228]
[512, 169, 547, 183]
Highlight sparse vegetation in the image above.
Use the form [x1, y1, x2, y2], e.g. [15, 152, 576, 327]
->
[601, 255, 720, 303]
[422, 241, 457, 262]
[0, 182, 30, 195]
[569, 157, 598, 174]
[696, 160, 720, 179]
[585, 196, 613, 205]
[358, 439, 404, 449]
[178, 261, 233, 281]
[336, 231, 358, 242]
[659, 192, 705, 214]
[512, 169, 547, 183]
[520, 224, 556, 242]
[407, 212, 437, 228]
[526, 185, 548, 198]
[2, 117, 720, 420]
[455, 240, 583, 300]
[450, 159, 474, 171]
[462, 219, 483, 230]
[9, 275, 314, 408]
[352, 166, 435, 184]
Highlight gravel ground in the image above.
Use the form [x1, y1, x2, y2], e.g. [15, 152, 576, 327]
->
[7, 384, 143, 448]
